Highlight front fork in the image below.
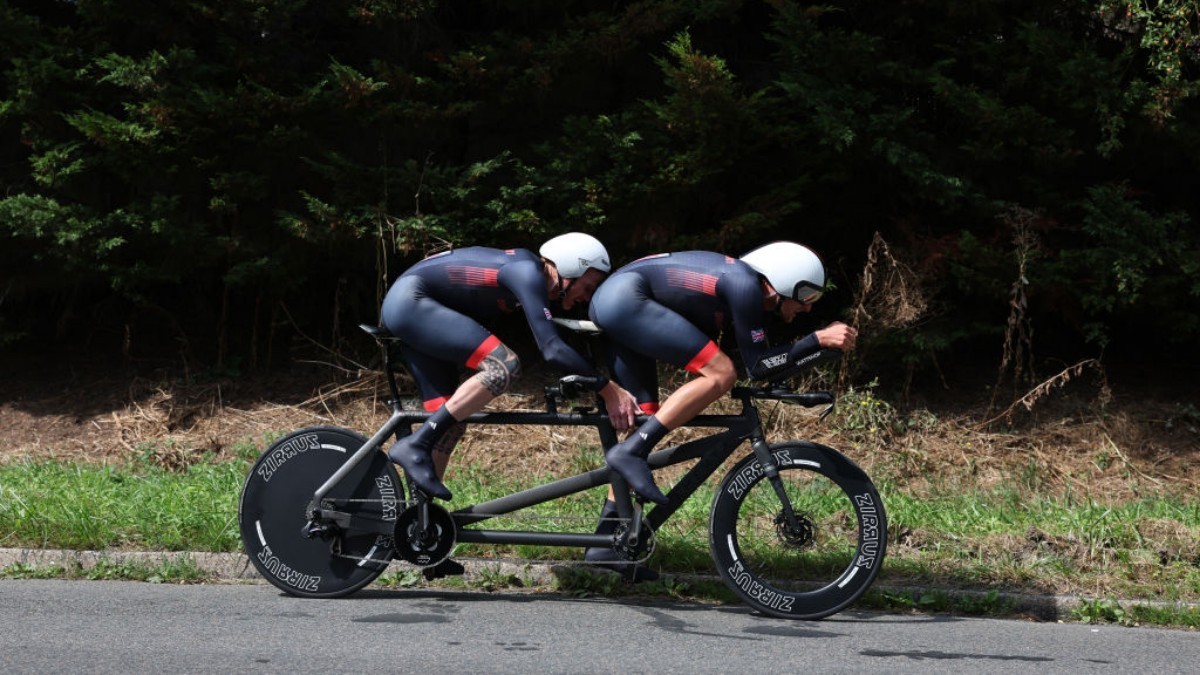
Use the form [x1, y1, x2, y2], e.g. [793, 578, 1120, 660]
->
[749, 432, 802, 532]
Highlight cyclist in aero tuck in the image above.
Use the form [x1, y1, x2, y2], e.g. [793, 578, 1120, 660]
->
[585, 242, 859, 570]
[380, 233, 639, 578]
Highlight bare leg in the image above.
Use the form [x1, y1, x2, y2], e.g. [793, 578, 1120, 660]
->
[604, 351, 737, 504]
[432, 341, 521, 477]
[653, 351, 737, 429]
[391, 341, 521, 499]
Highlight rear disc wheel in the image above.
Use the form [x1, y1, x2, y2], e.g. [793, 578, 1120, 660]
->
[238, 426, 404, 598]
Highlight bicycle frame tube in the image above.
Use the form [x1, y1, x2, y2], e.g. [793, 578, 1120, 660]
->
[452, 429, 752, 547]
[450, 410, 759, 547]
[311, 409, 409, 502]
[312, 407, 621, 504]
[312, 394, 768, 550]
[322, 329, 828, 551]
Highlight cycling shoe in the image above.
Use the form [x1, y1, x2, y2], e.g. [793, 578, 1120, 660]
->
[388, 438, 452, 500]
[583, 547, 659, 582]
[604, 439, 668, 505]
[422, 558, 465, 581]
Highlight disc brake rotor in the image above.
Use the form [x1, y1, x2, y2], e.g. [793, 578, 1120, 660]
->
[775, 510, 815, 548]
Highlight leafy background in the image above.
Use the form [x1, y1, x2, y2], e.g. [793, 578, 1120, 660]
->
[2, 0, 1198, 392]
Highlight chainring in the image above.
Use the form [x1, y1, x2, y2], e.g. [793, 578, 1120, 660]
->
[393, 503, 457, 567]
[612, 522, 656, 562]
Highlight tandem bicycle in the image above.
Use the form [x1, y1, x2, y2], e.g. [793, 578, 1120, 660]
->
[238, 320, 886, 619]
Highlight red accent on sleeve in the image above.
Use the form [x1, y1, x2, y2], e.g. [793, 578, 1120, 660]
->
[465, 335, 503, 369]
[423, 396, 450, 412]
[684, 341, 721, 373]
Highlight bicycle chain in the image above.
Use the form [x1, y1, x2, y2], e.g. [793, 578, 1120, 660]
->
[324, 498, 625, 524]
[331, 548, 655, 569]
[325, 507, 656, 568]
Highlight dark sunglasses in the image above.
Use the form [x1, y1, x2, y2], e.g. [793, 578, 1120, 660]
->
[791, 281, 824, 304]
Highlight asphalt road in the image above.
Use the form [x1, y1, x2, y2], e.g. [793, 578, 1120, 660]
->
[2, 580, 1198, 674]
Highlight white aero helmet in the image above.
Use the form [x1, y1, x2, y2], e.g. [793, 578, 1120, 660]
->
[740, 241, 826, 303]
[539, 232, 612, 279]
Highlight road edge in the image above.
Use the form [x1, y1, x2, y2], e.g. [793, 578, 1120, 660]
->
[2, 547, 1194, 624]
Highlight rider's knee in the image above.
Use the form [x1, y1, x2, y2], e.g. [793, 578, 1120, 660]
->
[476, 342, 522, 395]
[703, 352, 738, 394]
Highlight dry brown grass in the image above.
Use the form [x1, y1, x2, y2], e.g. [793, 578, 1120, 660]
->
[4, 358, 1197, 492]
[4, 354, 1200, 602]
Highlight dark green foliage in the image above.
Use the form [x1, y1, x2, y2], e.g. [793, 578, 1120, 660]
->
[1, 0, 1197, 378]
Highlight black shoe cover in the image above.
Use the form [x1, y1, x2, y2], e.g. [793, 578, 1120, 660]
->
[388, 437, 452, 500]
[604, 439, 668, 505]
[583, 546, 660, 582]
[422, 558, 465, 581]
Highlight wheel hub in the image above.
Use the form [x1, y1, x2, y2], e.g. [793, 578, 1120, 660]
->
[775, 510, 815, 548]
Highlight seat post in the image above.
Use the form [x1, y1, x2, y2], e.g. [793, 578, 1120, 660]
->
[359, 323, 404, 410]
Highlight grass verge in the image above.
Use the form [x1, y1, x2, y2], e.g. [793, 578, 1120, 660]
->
[1, 555, 211, 583]
[2, 455, 1199, 628]
[0, 458, 245, 552]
